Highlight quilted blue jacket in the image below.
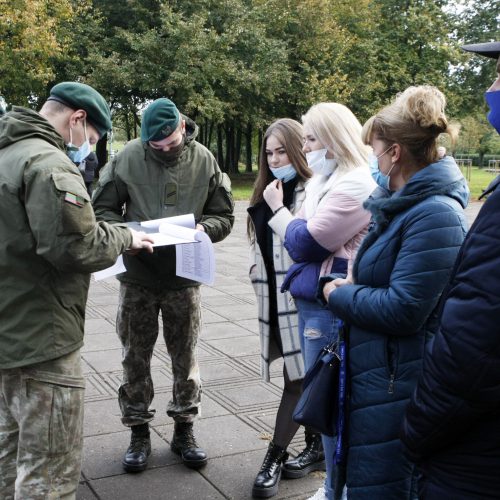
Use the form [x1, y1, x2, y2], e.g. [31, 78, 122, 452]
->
[401, 175, 500, 499]
[326, 157, 469, 499]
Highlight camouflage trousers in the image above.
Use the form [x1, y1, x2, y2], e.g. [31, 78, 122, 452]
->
[117, 283, 202, 426]
[0, 349, 85, 500]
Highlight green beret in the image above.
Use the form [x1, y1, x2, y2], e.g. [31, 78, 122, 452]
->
[141, 98, 180, 142]
[48, 82, 112, 138]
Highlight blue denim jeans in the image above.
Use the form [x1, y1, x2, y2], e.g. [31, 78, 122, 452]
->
[296, 298, 340, 500]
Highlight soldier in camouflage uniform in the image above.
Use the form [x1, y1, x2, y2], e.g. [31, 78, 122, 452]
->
[93, 98, 234, 472]
[0, 82, 153, 499]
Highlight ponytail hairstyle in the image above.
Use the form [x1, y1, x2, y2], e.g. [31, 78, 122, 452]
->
[362, 85, 459, 165]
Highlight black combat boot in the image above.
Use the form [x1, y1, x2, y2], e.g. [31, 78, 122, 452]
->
[282, 431, 325, 479]
[252, 442, 289, 498]
[171, 421, 208, 468]
[122, 423, 151, 473]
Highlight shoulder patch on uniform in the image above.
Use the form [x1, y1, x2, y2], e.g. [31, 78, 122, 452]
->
[64, 192, 85, 207]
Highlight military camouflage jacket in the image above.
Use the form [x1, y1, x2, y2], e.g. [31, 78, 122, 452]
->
[93, 116, 234, 290]
[0, 107, 132, 369]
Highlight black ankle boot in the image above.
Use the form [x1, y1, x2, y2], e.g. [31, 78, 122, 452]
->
[282, 431, 325, 479]
[171, 421, 207, 469]
[252, 442, 289, 498]
[122, 423, 151, 473]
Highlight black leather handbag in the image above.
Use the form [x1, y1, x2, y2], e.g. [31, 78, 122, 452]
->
[292, 339, 341, 437]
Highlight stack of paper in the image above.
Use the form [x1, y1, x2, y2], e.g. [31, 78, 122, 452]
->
[93, 214, 215, 285]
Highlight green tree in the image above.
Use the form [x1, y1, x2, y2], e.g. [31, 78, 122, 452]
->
[0, 0, 78, 106]
[452, 0, 500, 115]
[456, 114, 500, 166]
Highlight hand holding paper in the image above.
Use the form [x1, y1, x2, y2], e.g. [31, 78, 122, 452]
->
[127, 229, 155, 254]
[94, 214, 215, 285]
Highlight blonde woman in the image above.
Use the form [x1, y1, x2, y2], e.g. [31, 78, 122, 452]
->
[263, 103, 376, 500]
[322, 86, 469, 499]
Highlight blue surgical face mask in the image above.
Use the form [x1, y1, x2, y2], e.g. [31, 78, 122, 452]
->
[306, 148, 337, 176]
[369, 145, 396, 190]
[485, 90, 500, 134]
[67, 120, 91, 164]
[270, 163, 297, 182]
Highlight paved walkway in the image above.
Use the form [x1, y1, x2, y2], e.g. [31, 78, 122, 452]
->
[78, 201, 483, 500]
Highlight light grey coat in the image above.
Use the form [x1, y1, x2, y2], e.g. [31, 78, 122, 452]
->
[249, 182, 306, 382]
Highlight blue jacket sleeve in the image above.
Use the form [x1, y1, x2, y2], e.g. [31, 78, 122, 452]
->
[401, 189, 500, 461]
[328, 201, 466, 336]
[284, 218, 331, 263]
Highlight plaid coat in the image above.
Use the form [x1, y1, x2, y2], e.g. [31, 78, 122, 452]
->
[248, 181, 306, 382]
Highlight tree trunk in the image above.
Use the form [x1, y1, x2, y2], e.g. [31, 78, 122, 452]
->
[234, 126, 242, 174]
[224, 124, 232, 173]
[207, 120, 214, 152]
[217, 125, 225, 169]
[133, 110, 140, 139]
[245, 122, 253, 172]
[125, 112, 131, 142]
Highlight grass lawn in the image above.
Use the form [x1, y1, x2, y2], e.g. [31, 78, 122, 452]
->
[460, 166, 497, 200]
[229, 173, 256, 201]
[230, 167, 497, 202]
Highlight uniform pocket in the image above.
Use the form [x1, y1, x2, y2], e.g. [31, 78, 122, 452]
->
[52, 172, 95, 235]
[24, 370, 85, 456]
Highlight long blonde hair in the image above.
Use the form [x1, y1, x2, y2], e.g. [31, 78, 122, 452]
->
[302, 102, 370, 173]
[362, 85, 459, 165]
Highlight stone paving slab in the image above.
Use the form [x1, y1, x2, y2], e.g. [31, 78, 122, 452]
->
[85, 318, 116, 335]
[199, 449, 324, 500]
[89, 464, 225, 500]
[155, 414, 269, 459]
[82, 430, 181, 480]
[201, 322, 258, 341]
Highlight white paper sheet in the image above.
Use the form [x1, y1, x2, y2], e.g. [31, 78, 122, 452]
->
[140, 214, 195, 230]
[176, 230, 215, 285]
[93, 214, 215, 284]
[93, 255, 126, 281]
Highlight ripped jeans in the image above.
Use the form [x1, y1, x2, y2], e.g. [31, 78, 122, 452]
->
[296, 298, 340, 500]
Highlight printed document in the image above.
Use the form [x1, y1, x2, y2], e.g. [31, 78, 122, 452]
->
[93, 214, 215, 284]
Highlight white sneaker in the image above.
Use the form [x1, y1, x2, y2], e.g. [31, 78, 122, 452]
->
[307, 486, 326, 500]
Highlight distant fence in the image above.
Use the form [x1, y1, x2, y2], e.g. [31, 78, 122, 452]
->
[486, 159, 500, 173]
[456, 158, 472, 181]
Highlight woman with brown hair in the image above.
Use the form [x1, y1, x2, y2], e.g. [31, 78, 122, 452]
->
[248, 118, 323, 498]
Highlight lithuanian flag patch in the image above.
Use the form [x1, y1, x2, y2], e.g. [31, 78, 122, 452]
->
[64, 192, 85, 207]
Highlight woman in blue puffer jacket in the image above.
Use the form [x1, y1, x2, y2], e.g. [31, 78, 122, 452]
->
[321, 85, 469, 499]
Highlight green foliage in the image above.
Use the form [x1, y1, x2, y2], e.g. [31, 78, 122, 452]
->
[3, 0, 499, 168]
[0, 0, 78, 106]
[452, 0, 500, 115]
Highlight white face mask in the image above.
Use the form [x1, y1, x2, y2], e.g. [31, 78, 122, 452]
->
[306, 148, 337, 176]
[270, 163, 297, 182]
[66, 120, 91, 164]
